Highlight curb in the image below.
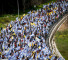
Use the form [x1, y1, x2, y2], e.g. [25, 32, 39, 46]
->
[48, 14, 68, 58]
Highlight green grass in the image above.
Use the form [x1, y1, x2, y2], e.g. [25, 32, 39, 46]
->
[0, 0, 57, 29]
[55, 29, 68, 60]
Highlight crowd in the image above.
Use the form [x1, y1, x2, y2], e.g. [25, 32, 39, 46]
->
[0, 0, 68, 60]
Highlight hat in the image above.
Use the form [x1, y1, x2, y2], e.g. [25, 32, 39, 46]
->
[47, 13, 49, 15]
[45, 8, 46, 10]
[38, 21, 40, 23]
[32, 43, 34, 46]
[21, 16, 23, 19]
[48, 3, 49, 5]
[3, 47, 4, 49]
[23, 14, 26, 16]
[11, 36, 13, 39]
[31, 23, 33, 25]
[38, 46, 41, 49]
[31, 11, 33, 14]
[24, 35, 26, 38]
[49, 55, 52, 59]
[4, 28, 6, 30]
[0, 52, 2, 55]
[24, 27, 26, 30]
[10, 24, 12, 27]
[29, 43, 31, 47]
[12, 33, 16, 35]
[13, 29, 14, 32]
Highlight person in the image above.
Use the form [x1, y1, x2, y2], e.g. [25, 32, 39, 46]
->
[0, 1, 67, 60]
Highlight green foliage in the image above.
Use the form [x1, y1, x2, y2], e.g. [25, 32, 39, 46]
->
[55, 30, 68, 60]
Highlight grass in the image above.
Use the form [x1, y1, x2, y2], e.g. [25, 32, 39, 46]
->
[55, 29, 68, 60]
[0, 0, 57, 29]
